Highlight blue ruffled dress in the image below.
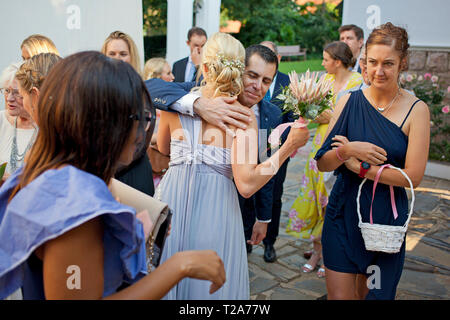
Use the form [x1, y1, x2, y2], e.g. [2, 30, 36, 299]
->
[0, 166, 147, 299]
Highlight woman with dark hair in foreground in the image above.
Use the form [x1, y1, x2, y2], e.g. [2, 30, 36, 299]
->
[0, 51, 225, 300]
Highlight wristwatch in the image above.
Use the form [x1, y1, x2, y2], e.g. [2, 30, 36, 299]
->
[359, 161, 370, 178]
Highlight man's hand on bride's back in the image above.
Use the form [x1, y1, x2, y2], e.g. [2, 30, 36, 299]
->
[193, 96, 253, 137]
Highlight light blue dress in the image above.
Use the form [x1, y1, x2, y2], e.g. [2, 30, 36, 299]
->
[0, 166, 147, 299]
[156, 114, 249, 300]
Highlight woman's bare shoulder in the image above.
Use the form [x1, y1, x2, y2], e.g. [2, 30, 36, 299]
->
[400, 89, 429, 116]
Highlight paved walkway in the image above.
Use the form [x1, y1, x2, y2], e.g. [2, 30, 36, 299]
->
[248, 136, 450, 300]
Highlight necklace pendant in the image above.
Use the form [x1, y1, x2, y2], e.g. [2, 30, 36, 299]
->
[377, 107, 385, 112]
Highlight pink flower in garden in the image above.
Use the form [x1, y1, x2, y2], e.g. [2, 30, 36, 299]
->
[447, 86, 450, 93]
[442, 105, 450, 114]
[424, 73, 432, 80]
[431, 75, 439, 83]
[406, 74, 413, 82]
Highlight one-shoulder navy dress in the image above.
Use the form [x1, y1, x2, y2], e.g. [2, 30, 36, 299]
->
[315, 90, 420, 300]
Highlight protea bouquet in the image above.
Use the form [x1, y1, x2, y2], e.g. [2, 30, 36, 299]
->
[268, 70, 333, 151]
[277, 69, 333, 121]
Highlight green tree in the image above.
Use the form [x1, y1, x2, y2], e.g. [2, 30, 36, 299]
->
[222, 0, 341, 55]
[143, 0, 167, 35]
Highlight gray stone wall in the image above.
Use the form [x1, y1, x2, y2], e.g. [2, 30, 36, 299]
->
[407, 49, 450, 102]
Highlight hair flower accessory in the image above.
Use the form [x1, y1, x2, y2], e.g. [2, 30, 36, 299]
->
[216, 53, 245, 72]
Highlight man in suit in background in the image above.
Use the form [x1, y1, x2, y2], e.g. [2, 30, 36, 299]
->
[245, 41, 292, 262]
[172, 27, 207, 83]
[339, 24, 364, 73]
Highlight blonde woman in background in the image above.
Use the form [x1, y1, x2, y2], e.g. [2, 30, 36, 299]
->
[144, 57, 175, 82]
[143, 57, 174, 188]
[101, 31, 154, 196]
[101, 30, 142, 76]
[16, 53, 62, 125]
[20, 34, 59, 60]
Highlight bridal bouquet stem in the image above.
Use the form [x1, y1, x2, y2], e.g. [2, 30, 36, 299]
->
[268, 70, 333, 150]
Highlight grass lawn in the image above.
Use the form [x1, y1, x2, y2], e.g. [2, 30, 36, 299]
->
[279, 59, 324, 74]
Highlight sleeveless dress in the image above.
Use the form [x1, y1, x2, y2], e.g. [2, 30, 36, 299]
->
[156, 114, 249, 300]
[286, 72, 362, 240]
[0, 166, 147, 299]
[315, 90, 421, 300]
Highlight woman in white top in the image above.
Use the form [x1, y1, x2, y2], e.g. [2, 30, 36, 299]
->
[0, 63, 37, 181]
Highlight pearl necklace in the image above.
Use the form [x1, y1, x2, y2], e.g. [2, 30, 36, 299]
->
[368, 88, 401, 113]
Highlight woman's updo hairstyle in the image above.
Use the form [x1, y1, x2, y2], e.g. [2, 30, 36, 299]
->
[199, 32, 245, 98]
[366, 22, 410, 71]
[324, 41, 355, 69]
[15, 53, 62, 92]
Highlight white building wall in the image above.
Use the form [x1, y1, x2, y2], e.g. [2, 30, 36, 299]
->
[343, 0, 450, 49]
[166, 0, 194, 66]
[195, 0, 221, 39]
[0, 0, 144, 110]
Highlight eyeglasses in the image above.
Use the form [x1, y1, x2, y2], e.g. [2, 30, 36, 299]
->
[0, 88, 23, 100]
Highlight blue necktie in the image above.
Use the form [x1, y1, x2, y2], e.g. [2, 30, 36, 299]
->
[263, 90, 271, 102]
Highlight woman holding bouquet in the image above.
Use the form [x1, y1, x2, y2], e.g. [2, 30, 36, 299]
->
[286, 41, 362, 278]
[316, 23, 429, 299]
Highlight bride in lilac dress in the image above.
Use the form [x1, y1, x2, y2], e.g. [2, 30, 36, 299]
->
[155, 33, 309, 299]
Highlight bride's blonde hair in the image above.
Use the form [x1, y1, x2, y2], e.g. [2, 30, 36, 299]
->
[198, 32, 245, 98]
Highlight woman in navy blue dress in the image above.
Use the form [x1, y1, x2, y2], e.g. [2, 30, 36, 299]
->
[315, 23, 430, 299]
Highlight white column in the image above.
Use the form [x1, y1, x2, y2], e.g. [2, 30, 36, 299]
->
[166, 0, 193, 66]
[195, 0, 221, 37]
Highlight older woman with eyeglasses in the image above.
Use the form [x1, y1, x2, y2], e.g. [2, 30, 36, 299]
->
[0, 63, 37, 182]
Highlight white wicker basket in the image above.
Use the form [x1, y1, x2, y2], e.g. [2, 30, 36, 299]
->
[356, 165, 415, 254]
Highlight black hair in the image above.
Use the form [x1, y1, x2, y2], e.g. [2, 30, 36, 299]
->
[324, 41, 356, 69]
[187, 27, 207, 41]
[245, 44, 279, 76]
[339, 24, 364, 40]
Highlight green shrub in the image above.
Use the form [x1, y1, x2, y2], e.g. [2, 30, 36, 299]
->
[233, 1, 341, 55]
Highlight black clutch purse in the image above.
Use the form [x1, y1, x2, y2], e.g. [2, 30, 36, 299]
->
[146, 208, 172, 268]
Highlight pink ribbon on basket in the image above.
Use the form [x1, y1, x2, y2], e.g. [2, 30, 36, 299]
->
[268, 118, 309, 158]
[369, 164, 398, 224]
